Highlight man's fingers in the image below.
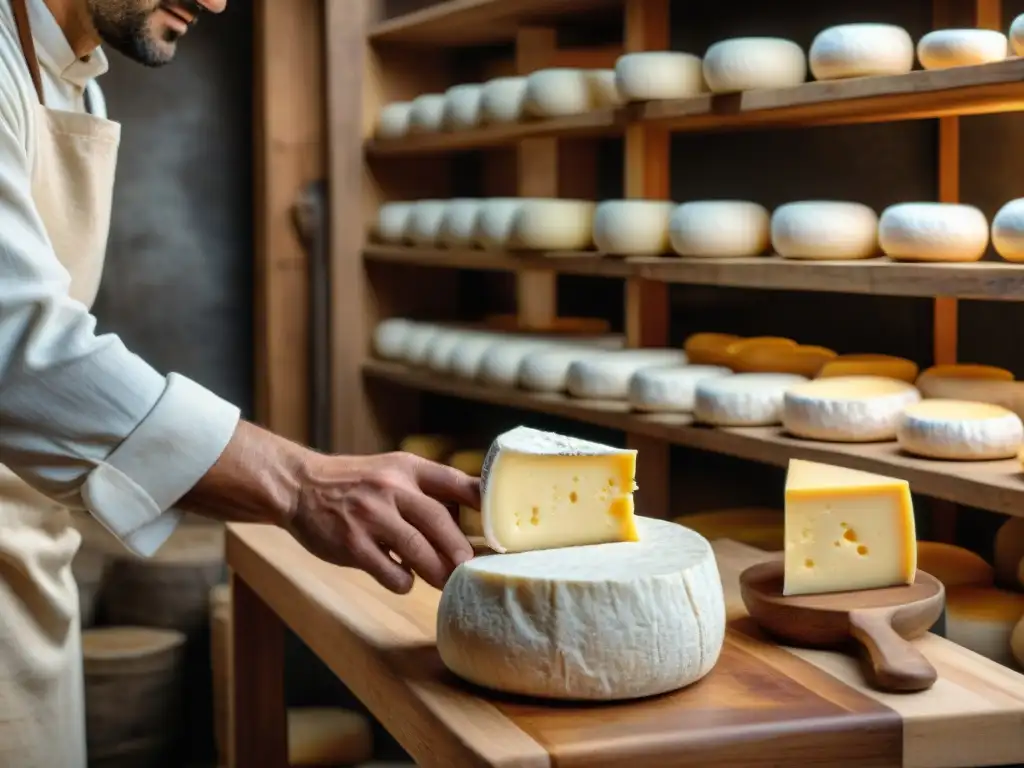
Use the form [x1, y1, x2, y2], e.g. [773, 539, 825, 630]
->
[398, 487, 473, 573]
[413, 460, 481, 510]
[376, 508, 454, 591]
[348, 532, 414, 594]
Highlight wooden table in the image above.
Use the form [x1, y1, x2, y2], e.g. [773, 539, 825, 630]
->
[226, 523, 1024, 767]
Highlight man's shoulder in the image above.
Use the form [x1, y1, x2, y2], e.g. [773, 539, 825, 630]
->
[0, 1, 33, 147]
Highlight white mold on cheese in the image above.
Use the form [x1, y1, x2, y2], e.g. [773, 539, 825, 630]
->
[917, 29, 1008, 70]
[509, 199, 596, 251]
[614, 51, 706, 101]
[628, 365, 733, 413]
[809, 24, 915, 80]
[771, 201, 879, 260]
[991, 198, 1024, 263]
[441, 84, 484, 131]
[480, 77, 528, 124]
[408, 94, 446, 133]
[567, 349, 689, 399]
[783, 375, 921, 442]
[693, 373, 806, 426]
[702, 37, 807, 93]
[593, 200, 675, 255]
[670, 200, 771, 258]
[375, 102, 413, 140]
[897, 399, 1024, 460]
[879, 202, 989, 263]
[373, 202, 415, 244]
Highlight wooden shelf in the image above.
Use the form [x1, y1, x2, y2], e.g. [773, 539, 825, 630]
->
[364, 245, 1024, 301]
[364, 359, 1024, 518]
[365, 59, 1024, 156]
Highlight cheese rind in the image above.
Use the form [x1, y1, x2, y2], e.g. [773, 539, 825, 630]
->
[593, 200, 675, 255]
[783, 376, 921, 442]
[518, 346, 610, 392]
[524, 68, 594, 118]
[566, 349, 689, 399]
[917, 541, 994, 589]
[480, 76, 528, 124]
[809, 24, 915, 80]
[771, 201, 879, 260]
[442, 83, 484, 130]
[783, 460, 916, 596]
[917, 29, 1008, 70]
[879, 202, 989, 263]
[475, 198, 524, 249]
[669, 200, 771, 258]
[374, 202, 415, 243]
[372, 318, 417, 361]
[915, 377, 1024, 422]
[991, 198, 1024, 263]
[684, 332, 743, 366]
[614, 51, 706, 101]
[897, 399, 1023, 460]
[401, 324, 446, 366]
[477, 339, 561, 386]
[693, 373, 806, 426]
[449, 335, 504, 379]
[408, 94, 446, 133]
[375, 102, 412, 139]
[509, 199, 596, 251]
[918, 363, 1014, 382]
[406, 200, 449, 246]
[733, 344, 836, 377]
[438, 199, 484, 247]
[702, 37, 807, 93]
[945, 587, 1024, 667]
[436, 516, 726, 700]
[627, 365, 733, 413]
[480, 426, 638, 554]
[817, 354, 919, 383]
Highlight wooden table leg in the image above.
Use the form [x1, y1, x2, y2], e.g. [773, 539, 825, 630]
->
[230, 572, 287, 767]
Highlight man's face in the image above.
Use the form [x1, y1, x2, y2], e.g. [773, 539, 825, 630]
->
[86, 0, 226, 67]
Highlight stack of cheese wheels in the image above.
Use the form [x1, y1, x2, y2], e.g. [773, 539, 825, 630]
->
[914, 364, 1024, 420]
[783, 376, 921, 442]
[614, 51, 706, 100]
[731, 343, 836, 377]
[673, 508, 784, 551]
[771, 201, 879, 260]
[448, 449, 486, 536]
[374, 102, 413, 140]
[817, 353, 920, 383]
[684, 332, 743, 366]
[694, 372, 807, 426]
[480, 76, 528, 123]
[507, 198, 596, 250]
[399, 434, 456, 463]
[437, 516, 726, 700]
[945, 587, 1024, 667]
[896, 400, 1023, 460]
[408, 93, 446, 133]
[374, 201, 415, 244]
[406, 200, 449, 246]
[991, 198, 1024, 262]
[702, 37, 806, 93]
[994, 517, 1024, 588]
[916, 542, 994, 589]
[438, 198, 484, 247]
[808, 23, 915, 80]
[628, 365, 733, 413]
[566, 348, 689, 399]
[879, 202, 989, 262]
[668, 201, 771, 258]
[916, 29, 1008, 70]
[442, 83, 484, 130]
[593, 200, 675, 255]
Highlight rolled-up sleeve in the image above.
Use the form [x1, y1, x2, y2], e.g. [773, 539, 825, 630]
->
[0, 94, 240, 557]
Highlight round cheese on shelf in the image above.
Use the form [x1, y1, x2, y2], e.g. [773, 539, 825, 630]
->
[372, 318, 417, 360]
[593, 200, 675, 255]
[509, 199, 596, 251]
[288, 708, 373, 767]
[566, 349, 689, 399]
[375, 101, 412, 140]
[693, 373, 807, 426]
[917, 541, 994, 588]
[809, 24, 915, 81]
[518, 346, 612, 392]
[423, 329, 482, 372]
[669, 200, 771, 258]
[673, 508, 784, 551]
[524, 68, 593, 117]
[436, 516, 726, 700]
[406, 200, 449, 246]
[586, 69, 625, 108]
[374, 202, 415, 244]
[449, 334, 508, 379]
[993, 517, 1024, 589]
[408, 93, 446, 133]
[442, 83, 484, 130]
[399, 434, 455, 462]
[1012, 14, 1024, 57]
[918, 363, 1014, 383]
[480, 76, 528, 124]
[915, 377, 1024, 422]
[733, 344, 836, 377]
[475, 198, 524, 249]
[771, 201, 879, 260]
[917, 29, 1008, 70]
[783, 375, 921, 442]
[627, 365, 733, 413]
[702, 37, 807, 93]
[897, 400, 1023, 460]
[477, 339, 564, 387]
[614, 51, 706, 101]
[817, 354, 919, 383]
[945, 586, 1024, 667]
[438, 198, 484, 248]
[684, 332, 743, 366]
[991, 198, 1024, 263]
[720, 337, 797, 370]
[401, 323, 446, 366]
[879, 202, 989, 262]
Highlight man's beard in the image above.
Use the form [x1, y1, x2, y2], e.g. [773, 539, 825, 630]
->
[87, 1, 186, 68]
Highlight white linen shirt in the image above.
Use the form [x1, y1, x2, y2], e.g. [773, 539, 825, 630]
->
[0, 0, 241, 556]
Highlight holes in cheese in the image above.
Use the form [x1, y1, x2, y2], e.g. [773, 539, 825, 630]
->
[693, 372, 806, 426]
[566, 349, 689, 399]
[817, 354, 919, 383]
[593, 200, 675, 255]
[480, 76, 528, 124]
[684, 332, 743, 366]
[674, 507, 784, 551]
[668, 200, 771, 258]
[916, 541, 994, 589]
[771, 201, 879, 260]
[287, 708, 373, 766]
[783, 459, 916, 596]
[524, 68, 594, 118]
[406, 200, 449, 246]
[508, 198, 596, 251]
[614, 51, 706, 101]
[399, 434, 455, 463]
[441, 83, 484, 131]
[896, 400, 1023, 461]
[436, 516, 725, 700]
[809, 24, 915, 81]
[732, 344, 837, 377]
[374, 202, 415, 244]
[372, 317, 417, 361]
[375, 101, 412, 140]
[991, 198, 1024, 263]
[916, 29, 1008, 70]
[879, 202, 989, 263]
[917, 363, 1014, 382]
[627, 365, 733, 413]
[783, 375, 921, 442]
[437, 199, 484, 247]
[702, 37, 807, 93]
[408, 93, 446, 133]
[480, 426, 638, 554]
[945, 587, 1024, 668]
[994, 517, 1024, 589]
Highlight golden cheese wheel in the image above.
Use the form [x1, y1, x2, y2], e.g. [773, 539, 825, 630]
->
[399, 434, 455, 463]
[917, 363, 1015, 382]
[288, 707, 374, 766]
[673, 508, 784, 551]
[732, 344, 836, 377]
[483, 314, 610, 335]
[721, 337, 797, 371]
[916, 541, 994, 589]
[683, 332, 743, 366]
[945, 587, 1024, 667]
[817, 354, 919, 383]
[994, 517, 1024, 589]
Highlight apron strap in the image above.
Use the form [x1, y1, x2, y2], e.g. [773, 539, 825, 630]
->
[10, 0, 45, 105]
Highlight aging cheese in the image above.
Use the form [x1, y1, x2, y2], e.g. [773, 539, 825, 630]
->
[720, 336, 797, 370]
[566, 349, 689, 399]
[406, 200, 449, 246]
[771, 201, 879, 260]
[449, 334, 507, 379]
[702, 37, 807, 93]
[917, 29, 1008, 70]
[519, 346, 612, 392]
[423, 329, 479, 373]
[817, 354, 919, 384]
[809, 24, 915, 80]
[732, 344, 836, 377]
[917, 541, 994, 589]
[918, 363, 1014, 383]
[628, 365, 733, 413]
[593, 200, 675, 255]
[668, 200, 771, 258]
[783, 376, 921, 442]
[614, 51, 706, 101]
[449, 450, 486, 537]
[475, 198, 524, 249]
[408, 94, 447, 133]
[945, 587, 1024, 667]
[375, 101, 412, 140]
[288, 708, 374, 766]
[372, 318, 417, 361]
[442, 83, 484, 130]
[477, 339, 562, 386]
[436, 516, 726, 700]
[897, 400, 1023, 460]
[916, 377, 1024, 422]
[399, 434, 455, 463]
[438, 199, 484, 247]
[479, 426, 638, 553]
[480, 76, 528, 124]
[693, 372, 806, 426]
[879, 202, 989, 262]
[783, 459, 916, 596]
[509, 199, 596, 251]
[993, 517, 1024, 588]
[374, 202, 415, 244]
[684, 332, 743, 366]
[524, 68, 594, 117]
[1013, 14, 1024, 57]
[991, 198, 1024, 262]
[402, 323, 446, 366]
[673, 508, 784, 551]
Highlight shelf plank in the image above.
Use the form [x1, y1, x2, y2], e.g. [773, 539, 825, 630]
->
[363, 359, 1024, 519]
[363, 245, 1024, 300]
[365, 59, 1024, 155]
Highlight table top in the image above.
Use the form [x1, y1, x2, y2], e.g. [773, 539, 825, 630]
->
[226, 523, 1024, 768]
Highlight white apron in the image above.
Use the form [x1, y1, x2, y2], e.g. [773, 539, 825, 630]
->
[0, 0, 120, 764]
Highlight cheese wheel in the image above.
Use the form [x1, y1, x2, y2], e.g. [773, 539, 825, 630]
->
[593, 200, 675, 255]
[627, 365, 733, 412]
[771, 201, 879, 260]
[438, 198, 484, 248]
[566, 349, 689, 399]
[897, 400, 1023, 460]
[879, 202, 989, 262]
[668, 201, 771, 258]
[423, 329, 481, 373]
[406, 200, 449, 246]
[684, 332, 743, 366]
[991, 198, 1024, 263]
[732, 344, 836, 377]
[372, 317, 417, 360]
[673, 508, 784, 551]
[693, 373, 807, 426]
[916, 377, 1024, 422]
[442, 83, 484, 130]
[399, 434, 455, 462]
[288, 708, 373, 766]
[401, 323, 445, 366]
[1012, 615, 1024, 669]
[436, 516, 726, 700]
[994, 517, 1024, 589]
[614, 51, 706, 101]
[586, 69, 625, 108]
[477, 339, 563, 386]
[945, 587, 1024, 667]
[918, 363, 1014, 382]
[408, 93, 446, 133]
[809, 24, 915, 81]
[518, 346, 612, 392]
[702, 37, 807, 93]
[450, 335, 507, 379]
[817, 354, 919, 383]
[475, 198, 524, 249]
[917, 541, 994, 588]
[917, 29, 1008, 70]
[1012, 13, 1024, 57]
[524, 68, 593, 118]
[783, 376, 921, 442]
[721, 336, 797, 370]
[480, 76, 528, 124]
[375, 101, 412, 140]
[374, 202, 415, 244]
[509, 199, 596, 251]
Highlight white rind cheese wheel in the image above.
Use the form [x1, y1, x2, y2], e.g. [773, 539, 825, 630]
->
[809, 24, 915, 81]
[879, 202, 989, 262]
[510, 199, 596, 251]
[437, 199, 484, 248]
[945, 587, 1024, 668]
[408, 94, 446, 133]
[994, 517, 1024, 589]
[567, 349, 689, 399]
[593, 200, 675, 255]
[524, 68, 593, 117]
[991, 198, 1024, 263]
[374, 202, 415, 243]
[917, 29, 1008, 70]
[442, 83, 484, 130]
[771, 201, 879, 260]
[518, 346, 611, 392]
[475, 198, 524, 249]
[480, 76, 528, 124]
[423, 329, 479, 373]
[1012, 14, 1024, 57]
[406, 200, 449, 246]
[477, 339, 562, 386]
[586, 69, 625, 108]
[372, 318, 417, 360]
[669, 200, 770, 258]
[628, 365, 733, 412]
[694, 373, 806, 426]
[783, 376, 921, 442]
[702, 37, 807, 94]
[614, 51, 706, 101]
[401, 324, 445, 366]
[437, 516, 725, 700]
[897, 399, 1023, 460]
[375, 102, 413, 140]
[916, 377, 1024, 422]
[449, 335, 505, 379]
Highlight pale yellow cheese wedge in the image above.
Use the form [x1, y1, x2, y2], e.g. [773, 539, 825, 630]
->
[817, 354, 919, 383]
[945, 587, 1024, 668]
[916, 541, 994, 588]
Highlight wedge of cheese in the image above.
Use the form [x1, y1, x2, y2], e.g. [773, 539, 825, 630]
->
[783, 459, 916, 596]
[480, 426, 637, 553]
